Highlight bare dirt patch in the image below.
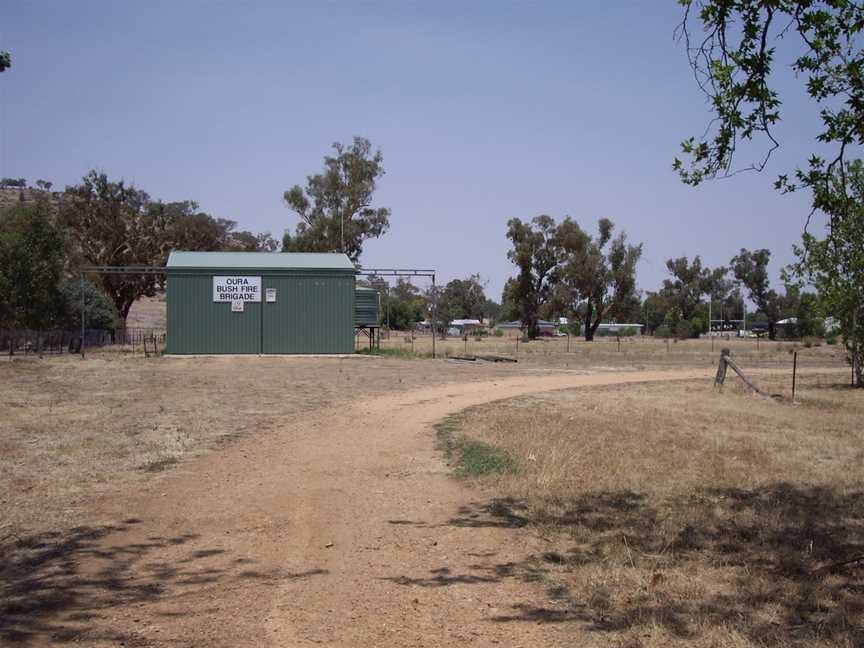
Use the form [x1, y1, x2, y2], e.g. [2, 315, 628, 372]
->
[0, 351, 531, 544]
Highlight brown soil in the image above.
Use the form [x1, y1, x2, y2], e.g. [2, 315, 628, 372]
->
[1, 363, 713, 646]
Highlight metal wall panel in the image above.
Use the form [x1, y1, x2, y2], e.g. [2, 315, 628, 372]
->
[262, 274, 354, 353]
[167, 273, 263, 354]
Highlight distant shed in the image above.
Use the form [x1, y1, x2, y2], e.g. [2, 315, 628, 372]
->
[166, 251, 357, 354]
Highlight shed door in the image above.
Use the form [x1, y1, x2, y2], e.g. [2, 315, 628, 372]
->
[262, 276, 354, 354]
[262, 276, 311, 353]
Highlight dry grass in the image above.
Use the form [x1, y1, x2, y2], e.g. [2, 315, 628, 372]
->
[378, 331, 848, 371]
[0, 349, 526, 544]
[1, 340, 856, 646]
[125, 294, 166, 329]
[450, 372, 864, 647]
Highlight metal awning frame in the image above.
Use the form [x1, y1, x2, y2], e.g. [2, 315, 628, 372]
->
[356, 268, 438, 358]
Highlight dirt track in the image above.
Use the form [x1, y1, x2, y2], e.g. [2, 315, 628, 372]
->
[15, 368, 713, 646]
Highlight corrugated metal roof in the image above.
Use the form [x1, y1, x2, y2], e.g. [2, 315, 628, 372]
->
[496, 320, 558, 329]
[167, 251, 356, 270]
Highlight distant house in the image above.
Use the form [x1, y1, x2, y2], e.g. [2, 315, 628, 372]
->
[750, 321, 770, 336]
[495, 319, 559, 337]
[596, 322, 644, 336]
[416, 319, 486, 335]
[447, 319, 484, 336]
[450, 318, 483, 331]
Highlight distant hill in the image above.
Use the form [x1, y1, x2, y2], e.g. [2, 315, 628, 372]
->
[0, 187, 65, 215]
[126, 294, 167, 329]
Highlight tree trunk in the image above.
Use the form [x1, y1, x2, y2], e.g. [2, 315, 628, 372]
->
[852, 309, 863, 388]
[768, 320, 777, 341]
[527, 320, 538, 340]
[583, 304, 594, 342]
[118, 300, 134, 328]
[854, 351, 862, 388]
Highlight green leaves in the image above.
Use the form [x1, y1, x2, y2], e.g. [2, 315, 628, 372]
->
[505, 215, 642, 341]
[676, 1, 864, 189]
[791, 160, 864, 385]
[505, 215, 561, 338]
[0, 199, 67, 329]
[282, 137, 390, 263]
[678, 2, 864, 374]
[660, 256, 728, 322]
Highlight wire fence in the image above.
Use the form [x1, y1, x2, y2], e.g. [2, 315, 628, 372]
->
[1, 328, 167, 356]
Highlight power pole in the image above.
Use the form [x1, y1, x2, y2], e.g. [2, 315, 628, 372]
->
[432, 273, 437, 359]
[80, 273, 86, 358]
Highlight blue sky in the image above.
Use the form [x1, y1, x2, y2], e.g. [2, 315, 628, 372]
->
[1, 1, 820, 299]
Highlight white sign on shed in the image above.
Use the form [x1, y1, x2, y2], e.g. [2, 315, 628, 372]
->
[231, 300, 244, 313]
[213, 276, 261, 302]
[265, 287, 277, 303]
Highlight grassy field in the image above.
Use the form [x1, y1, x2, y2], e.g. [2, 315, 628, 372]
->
[0, 339, 847, 542]
[1, 337, 856, 646]
[377, 330, 848, 372]
[441, 371, 864, 647]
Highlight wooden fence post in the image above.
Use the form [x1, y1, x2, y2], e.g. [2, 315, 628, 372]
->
[714, 348, 730, 388]
[792, 351, 798, 401]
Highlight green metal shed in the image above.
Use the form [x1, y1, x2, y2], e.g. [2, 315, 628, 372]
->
[166, 251, 357, 354]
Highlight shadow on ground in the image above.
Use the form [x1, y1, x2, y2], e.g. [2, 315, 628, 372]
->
[388, 484, 864, 646]
[0, 519, 326, 644]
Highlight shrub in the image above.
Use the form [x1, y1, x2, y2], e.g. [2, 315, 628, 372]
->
[675, 320, 693, 340]
[494, 328, 504, 337]
[564, 322, 582, 336]
[802, 336, 822, 348]
[61, 279, 117, 330]
[655, 325, 673, 339]
[596, 326, 637, 337]
[776, 324, 799, 340]
[798, 319, 827, 338]
[826, 334, 838, 345]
